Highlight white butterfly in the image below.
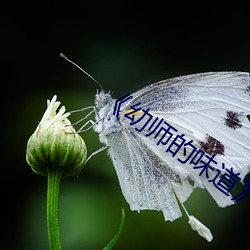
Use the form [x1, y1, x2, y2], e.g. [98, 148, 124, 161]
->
[89, 72, 250, 242]
[61, 53, 250, 242]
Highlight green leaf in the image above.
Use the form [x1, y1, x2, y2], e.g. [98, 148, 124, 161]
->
[102, 208, 125, 250]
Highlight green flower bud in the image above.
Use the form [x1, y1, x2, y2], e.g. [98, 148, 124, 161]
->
[26, 95, 87, 178]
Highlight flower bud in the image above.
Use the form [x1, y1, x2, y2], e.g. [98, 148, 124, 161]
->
[26, 95, 87, 178]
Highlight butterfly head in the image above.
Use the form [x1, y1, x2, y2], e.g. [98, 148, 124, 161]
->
[95, 90, 113, 109]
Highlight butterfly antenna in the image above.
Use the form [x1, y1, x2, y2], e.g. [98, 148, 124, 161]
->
[60, 53, 104, 91]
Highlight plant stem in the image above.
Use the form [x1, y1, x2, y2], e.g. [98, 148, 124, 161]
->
[103, 208, 125, 250]
[47, 165, 63, 250]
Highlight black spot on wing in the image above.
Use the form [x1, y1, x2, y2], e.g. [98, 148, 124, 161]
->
[186, 177, 195, 187]
[199, 135, 225, 156]
[224, 111, 243, 130]
[247, 115, 250, 122]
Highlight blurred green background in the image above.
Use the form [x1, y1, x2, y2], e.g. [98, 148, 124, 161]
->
[2, 2, 250, 250]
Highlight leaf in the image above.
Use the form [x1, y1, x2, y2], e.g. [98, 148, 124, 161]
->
[102, 208, 125, 250]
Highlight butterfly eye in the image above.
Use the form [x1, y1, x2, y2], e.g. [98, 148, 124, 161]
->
[95, 92, 112, 108]
[103, 94, 111, 105]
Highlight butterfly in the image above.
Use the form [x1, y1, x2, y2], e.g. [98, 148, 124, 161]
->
[61, 55, 250, 241]
[91, 72, 250, 241]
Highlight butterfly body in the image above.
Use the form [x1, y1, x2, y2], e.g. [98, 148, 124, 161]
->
[94, 92, 124, 144]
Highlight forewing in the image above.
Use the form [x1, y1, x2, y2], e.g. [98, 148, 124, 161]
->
[120, 72, 250, 179]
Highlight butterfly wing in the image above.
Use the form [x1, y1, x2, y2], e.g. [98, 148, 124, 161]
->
[106, 128, 183, 221]
[115, 72, 250, 210]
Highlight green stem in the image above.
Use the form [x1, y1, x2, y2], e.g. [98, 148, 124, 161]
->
[47, 165, 63, 250]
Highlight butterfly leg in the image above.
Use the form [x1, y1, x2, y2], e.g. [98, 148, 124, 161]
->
[85, 145, 108, 165]
[70, 106, 96, 126]
[77, 117, 104, 133]
[77, 145, 108, 176]
[68, 106, 102, 132]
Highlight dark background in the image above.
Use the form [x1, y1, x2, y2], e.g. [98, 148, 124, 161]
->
[2, 1, 250, 249]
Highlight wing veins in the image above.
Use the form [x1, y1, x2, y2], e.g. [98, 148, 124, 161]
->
[124, 131, 152, 208]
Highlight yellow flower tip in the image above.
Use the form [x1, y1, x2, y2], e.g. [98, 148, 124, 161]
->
[26, 95, 87, 178]
[188, 215, 213, 242]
